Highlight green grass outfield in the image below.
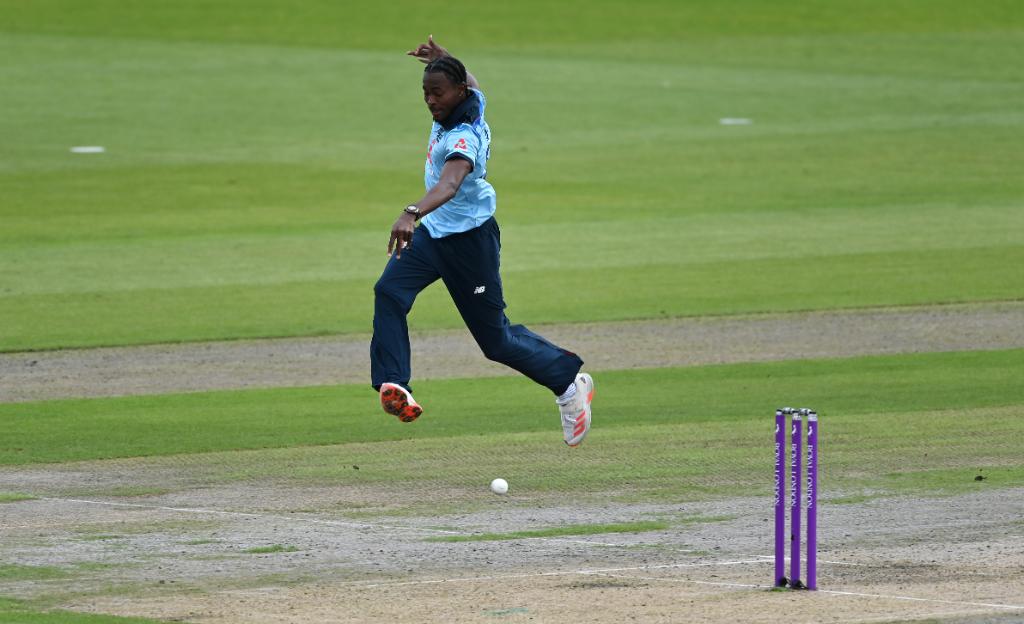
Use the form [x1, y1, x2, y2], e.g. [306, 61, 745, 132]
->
[2, 0, 1022, 350]
[2, 4, 1023, 619]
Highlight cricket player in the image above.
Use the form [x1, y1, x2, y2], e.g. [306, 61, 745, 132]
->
[369, 36, 594, 446]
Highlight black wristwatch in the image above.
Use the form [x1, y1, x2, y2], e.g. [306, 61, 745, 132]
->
[404, 205, 421, 219]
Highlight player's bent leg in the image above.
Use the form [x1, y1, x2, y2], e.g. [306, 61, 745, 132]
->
[471, 320, 583, 395]
[435, 217, 589, 443]
[379, 383, 423, 423]
[470, 317, 593, 446]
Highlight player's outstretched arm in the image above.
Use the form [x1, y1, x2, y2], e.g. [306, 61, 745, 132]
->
[407, 34, 480, 89]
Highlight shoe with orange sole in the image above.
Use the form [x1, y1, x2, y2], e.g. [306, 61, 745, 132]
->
[380, 383, 422, 423]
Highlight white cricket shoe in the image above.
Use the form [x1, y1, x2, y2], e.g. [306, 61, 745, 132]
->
[380, 383, 422, 423]
[559, 373, 594, 447]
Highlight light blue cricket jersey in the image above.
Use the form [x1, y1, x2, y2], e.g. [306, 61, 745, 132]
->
[421, 88, 496, 238]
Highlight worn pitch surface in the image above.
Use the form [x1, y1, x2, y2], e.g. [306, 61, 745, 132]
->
[2, 304, 1024, 622]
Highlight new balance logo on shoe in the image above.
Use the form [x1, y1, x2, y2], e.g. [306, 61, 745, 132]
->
[473, 286, 486, 294]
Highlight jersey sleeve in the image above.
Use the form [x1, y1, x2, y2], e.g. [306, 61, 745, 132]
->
[442, 127, 480, 170]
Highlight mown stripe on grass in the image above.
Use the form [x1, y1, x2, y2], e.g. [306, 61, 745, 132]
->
[3, 244, 1022, 352]
[1, 349, 1023, 465]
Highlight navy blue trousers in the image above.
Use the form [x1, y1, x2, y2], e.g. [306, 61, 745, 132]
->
[371, 217, 582, 396]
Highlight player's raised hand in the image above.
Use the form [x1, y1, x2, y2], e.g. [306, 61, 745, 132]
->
[407, 34, 448, 64]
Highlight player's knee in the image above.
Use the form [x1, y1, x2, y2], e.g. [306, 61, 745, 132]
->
[374, 278, 410, 311]
[480, 339, 515, 364]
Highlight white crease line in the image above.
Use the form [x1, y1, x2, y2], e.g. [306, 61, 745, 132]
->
[42, 497, 462, 534]
[749, 554, 865, 566]
[822, 589, 1024, 611]
[26, 497, 1023, 611]
[825, 609, 1024, 624]
[828, 518, 1024, 536]
[599, 573, 1024, 611]
[345, 560, 767, 589]
[597, 573, 760, 590]
[582, 560, 767, 573]
[340, 562, 1024, 613]
[29, 497, 718, 551]
[19, 495, 909, 569]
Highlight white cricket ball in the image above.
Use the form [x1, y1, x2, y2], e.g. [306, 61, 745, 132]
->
[490, 478, 509, 495]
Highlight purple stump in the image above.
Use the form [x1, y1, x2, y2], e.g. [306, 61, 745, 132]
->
[807, 411, 819, 590]
[789, 412, 803, 588]
[774, 409, 787, 587]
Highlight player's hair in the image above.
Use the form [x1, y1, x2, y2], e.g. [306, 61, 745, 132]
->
[424, 56, 468, 88]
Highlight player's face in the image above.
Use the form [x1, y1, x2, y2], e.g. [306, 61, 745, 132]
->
[423, 72, 466, 122]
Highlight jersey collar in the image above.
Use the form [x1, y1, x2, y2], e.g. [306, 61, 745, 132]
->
[439, 90, 481, 131]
